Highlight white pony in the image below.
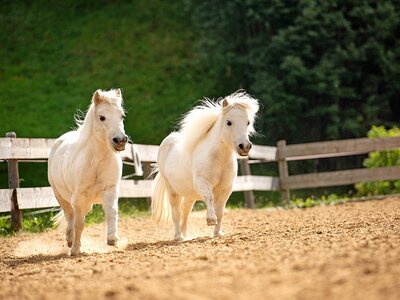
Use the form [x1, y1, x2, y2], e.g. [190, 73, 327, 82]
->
[48, 89, 127, 256]
[152, 91, 259, 240]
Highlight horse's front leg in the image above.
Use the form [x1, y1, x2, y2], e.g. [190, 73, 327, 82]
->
[71, 195, 92, 256]
[194, 177, 217, 226]
[102, 186, 119, 246]
[213, 188, 232, 237]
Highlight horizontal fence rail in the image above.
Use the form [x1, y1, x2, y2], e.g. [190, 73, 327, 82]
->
[283, 136, 400, 161]
[0, 137, 159, 163]
[0, 187, 57, 212]
[246, 145, 277, 163]
[233, 175, 279, 192]
[282, 166, 400, 190]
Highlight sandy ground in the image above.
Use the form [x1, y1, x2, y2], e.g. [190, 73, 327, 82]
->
[0, 197, 399, 300]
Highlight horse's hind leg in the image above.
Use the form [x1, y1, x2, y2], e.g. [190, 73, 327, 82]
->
[170, 193, 184, 241]
[193, 177, 217, 226]
[181, 198, 195, 239]
[64, 206, 74, 248]
[54, 193, 74, 248]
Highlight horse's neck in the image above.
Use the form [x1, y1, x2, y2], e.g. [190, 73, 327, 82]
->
[201, 118, 233, 160]
[78, 106, 95, 141]
[77, 108, 113, 158]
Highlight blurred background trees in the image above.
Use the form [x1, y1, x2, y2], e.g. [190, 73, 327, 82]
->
[188, 0, 400, 144]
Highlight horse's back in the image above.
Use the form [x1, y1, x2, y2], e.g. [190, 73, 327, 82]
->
[48, 130, 79, 200]
[49, 131, 79, 166]
[158, 131, 180, 160]
[158, 131, 184, 169]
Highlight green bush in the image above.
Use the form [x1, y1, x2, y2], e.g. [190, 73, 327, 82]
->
[292, 194, 349, 209]
[0, 210, 57, 236]
[355, 125, 400, 196]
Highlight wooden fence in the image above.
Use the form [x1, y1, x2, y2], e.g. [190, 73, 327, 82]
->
[0, 133, 277, 230]
[1, 132, 400, 231]
[276, 137, 400, 201]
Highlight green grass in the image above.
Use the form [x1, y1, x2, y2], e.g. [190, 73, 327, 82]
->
[0, 0, 215, 145]
[0, 198, 150, 237]
[85, 198, 150, 225]
[0, 209, 57, 236]
[291, 194, 350, 209]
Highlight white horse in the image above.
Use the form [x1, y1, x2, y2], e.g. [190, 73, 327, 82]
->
[151, 91, 259, 240]
[48, 89, 127, 255]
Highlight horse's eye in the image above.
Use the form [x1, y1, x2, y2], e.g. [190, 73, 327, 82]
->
[99, 116, 106, 121]
[227, 120, 232, 126]
[121, 115, 125, 120]
[247, 121, 250, 126]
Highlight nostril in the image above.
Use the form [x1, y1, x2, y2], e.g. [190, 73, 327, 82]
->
[248, 143, 252, 150]
[112, 138, 119, 144]
[239, 144, 244, 150]
[123, 135, 128, 143]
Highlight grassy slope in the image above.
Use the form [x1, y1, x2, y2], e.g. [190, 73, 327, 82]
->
[0, 0, 216, 188]
[0, 0, 215, 142]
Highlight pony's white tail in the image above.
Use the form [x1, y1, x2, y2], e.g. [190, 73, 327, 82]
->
[151, 172, 172, 224]
[52, 209, 67, 229]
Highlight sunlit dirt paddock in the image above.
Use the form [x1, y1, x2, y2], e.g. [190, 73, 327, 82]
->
[0, 197, 399, 300]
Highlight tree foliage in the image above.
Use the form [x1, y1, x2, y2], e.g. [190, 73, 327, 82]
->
[188, 0, 400, 144]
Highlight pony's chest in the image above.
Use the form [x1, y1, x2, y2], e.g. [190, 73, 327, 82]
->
[79, 154, 121, 186]
[217, 159, 237, 186]
[95, 156, 121, 181]
[201, 155, 237, 189]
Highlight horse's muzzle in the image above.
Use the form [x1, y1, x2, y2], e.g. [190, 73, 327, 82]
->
[237, 142, 252, 156]
[112, 135, 128, 152]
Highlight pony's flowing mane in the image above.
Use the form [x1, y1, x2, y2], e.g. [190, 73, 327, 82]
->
[74, 89, 124, 131]
[178, 91, 259, 152]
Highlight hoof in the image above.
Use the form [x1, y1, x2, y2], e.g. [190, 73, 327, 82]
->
[70, 248, 80, 256]
[207, 218, 217, 226]
[214, 231, 224, 238]
[174, 234, 184, 241]
[107, 239, 117, 246]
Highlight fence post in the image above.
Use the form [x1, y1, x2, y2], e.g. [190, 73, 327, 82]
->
[6, 132, 22, 231]
[277, 140, 290, 205]
[239, 158, 255, 209]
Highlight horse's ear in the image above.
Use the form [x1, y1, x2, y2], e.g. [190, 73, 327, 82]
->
[222, 98, 229, 108]
[92, 90, 103, 105]
[115, 88, 122, 97]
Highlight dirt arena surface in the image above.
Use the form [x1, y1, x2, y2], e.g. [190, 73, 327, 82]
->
[0, 197, 399, 300]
